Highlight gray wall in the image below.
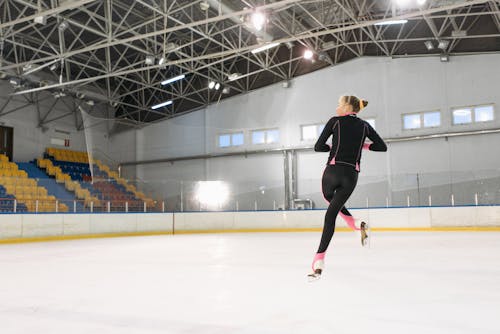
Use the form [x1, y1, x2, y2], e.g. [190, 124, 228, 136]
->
[0, 81, 135, 167]
[131, 54, 500, 209]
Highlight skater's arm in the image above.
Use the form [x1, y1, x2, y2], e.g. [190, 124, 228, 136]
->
[314, 118, 336, 152]
[365, 123, 387, 152]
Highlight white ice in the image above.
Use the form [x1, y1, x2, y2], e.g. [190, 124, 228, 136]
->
[0, 231, 499, 334]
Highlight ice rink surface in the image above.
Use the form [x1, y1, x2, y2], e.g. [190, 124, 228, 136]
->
[1, 231, 499, 334]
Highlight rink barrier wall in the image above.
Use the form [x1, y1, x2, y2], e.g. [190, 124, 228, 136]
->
[0, 206, 499, 243]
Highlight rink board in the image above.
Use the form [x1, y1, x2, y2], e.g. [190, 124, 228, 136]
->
[0, 206, 499, 242]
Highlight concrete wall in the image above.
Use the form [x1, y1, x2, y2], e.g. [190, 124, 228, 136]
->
[132, 54, 500, 208]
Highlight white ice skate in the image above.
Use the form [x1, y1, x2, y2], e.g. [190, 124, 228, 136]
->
[359, 221, 370, 247]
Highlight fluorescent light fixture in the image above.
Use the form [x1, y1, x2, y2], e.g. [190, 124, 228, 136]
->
[374, 19, 408, 26]
[158, 57, 166, 66]
[145, 55, 155, 65]
[215, 83, 220, 90]
[304, 49, 314, 60]
[438, 40, 449, 50]
[440, 54, 449, 62]
[227, 73, 241, 81]
[251, 42, 280, 54]
[424, 40, 434, 50]
[34, 15, 47, 25]
[151, 100, 173, 109]
[417, 0, 427, 5]
[161, 74, 185, 86]
[208, 81, 216, 89]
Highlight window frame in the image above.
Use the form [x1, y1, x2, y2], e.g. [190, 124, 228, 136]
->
[217, 131, 245, 148]
[251, 128, 280, 145]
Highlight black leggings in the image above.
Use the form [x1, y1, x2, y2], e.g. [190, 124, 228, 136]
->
[317, 164, 358, 253]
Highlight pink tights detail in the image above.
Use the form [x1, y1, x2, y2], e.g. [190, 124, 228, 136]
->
[339, 211, 360, 231]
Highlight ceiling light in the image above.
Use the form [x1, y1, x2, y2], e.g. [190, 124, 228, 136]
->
[110, 101, 118, 107]
[374, 19, 408, 26]
[0, 71, 7, 79]
[451, 30, 467, 38]
[208, 81, 216, 89]
[9, 78, 21, 86]
[438, 40, 449, 50]
[200, 1, 209, 11]
[303, 49, 314, 60]
[145, 55, 155, 65]
[424, 40, 434, 50]
[34, 15, 47, 25]
[158, 57, 166, 66]
[251, 42, 280, 54]
[222, 87, 230, 94]
[251, 11, 266, 31]
[215, 83, 220, 90]
[440, 54, 449, 62]
[86, 100, 94, 106]
[76, 92, 85, 99]
[161, 74, 185, 86]
[227, 73, 241, 81]
[58, 21, 69, 31]
[49, 62, 59, 71]
[395, 0, 411, 5]
[417, 0, 427, 5]
[151, 100, 173, 109]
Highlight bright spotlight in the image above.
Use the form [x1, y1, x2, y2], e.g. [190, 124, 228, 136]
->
[417, 0, 427, 5]
[303, 49, 314, 60]
[195, 181, 229, 207]
[251, 11, 266, 31]
[208, 81, 216, 89]
[215, 83, 220, 90]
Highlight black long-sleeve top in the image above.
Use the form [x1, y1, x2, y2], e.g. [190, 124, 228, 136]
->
[314, 114, 387, 171]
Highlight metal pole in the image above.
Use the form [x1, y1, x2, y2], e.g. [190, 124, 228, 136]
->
[125, 201, 128, 213]
[406, 195, 410, 207]
[162, 201, 165, 212]
[475, 193, 478, 206]
[107, 201, 110, 213]
[451, 194, 455, 206]
[73, 200, 76, 212]
[428, 195, 432, 207]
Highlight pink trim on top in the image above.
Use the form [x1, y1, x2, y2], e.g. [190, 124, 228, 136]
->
[363, 143, 371, 150]
[312, 252, 325, 271]
[339, 211, 360, 230]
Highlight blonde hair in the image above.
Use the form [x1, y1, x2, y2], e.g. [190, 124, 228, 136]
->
[341, 95, 369, 112]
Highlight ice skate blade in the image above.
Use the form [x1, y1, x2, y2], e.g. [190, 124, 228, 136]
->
[307, 269, 322, 282]
[360, 222, 370, 248]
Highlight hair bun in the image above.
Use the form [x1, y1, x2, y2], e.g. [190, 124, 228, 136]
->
[362, 100, 368, 108]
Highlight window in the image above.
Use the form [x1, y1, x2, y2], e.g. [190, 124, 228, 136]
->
[252, 129, 280, 145]
[423, 112, 441, 128]
[301, 123, 325, 141]
[231, 133, 244, 146]
[452, 105, 495, 125]
[474, 105, 494, 122]
[218, 132, 244, 148]
[403, 113, 421, 129]
[452, 108, 472, 125]
[403, 111, 441, 130]
[218, 134, 231, 148]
